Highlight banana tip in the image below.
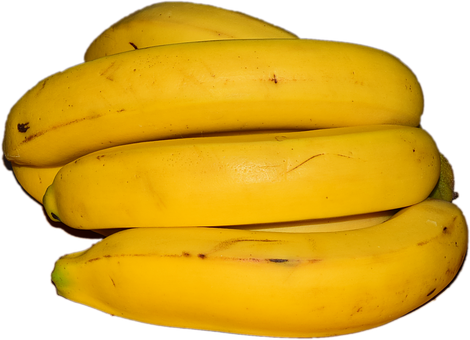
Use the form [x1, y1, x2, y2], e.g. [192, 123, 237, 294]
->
[43, 185, 61, 222]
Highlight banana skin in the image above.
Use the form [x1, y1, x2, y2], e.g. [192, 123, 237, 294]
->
[85, 2, 297, 61]
[51, 199, 468, 338]
[4, 38, 423, 166]
[42, 125, 440, 229]
[10, 148, 454, 208]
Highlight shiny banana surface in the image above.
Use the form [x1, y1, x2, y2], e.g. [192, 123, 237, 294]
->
[4, 38, 423, 167]
[43, 125, 440, 229]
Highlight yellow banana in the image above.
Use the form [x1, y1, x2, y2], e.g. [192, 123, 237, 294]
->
[12, 150, 452, 211]
[3, 38, 423, 167]
[9, 126, 450, 207]
[51, 198, 468, 338]
[85, 2, 297, 61]
[42, 125, 440, 229]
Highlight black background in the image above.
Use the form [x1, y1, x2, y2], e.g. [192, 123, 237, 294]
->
[0, 1, 468, 339]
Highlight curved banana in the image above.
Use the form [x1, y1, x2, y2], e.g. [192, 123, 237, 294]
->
[3, 38, 423, 167]
[42, 125, 440, 229]
[12, 148, 459, 211]
[85, 2, 297, 61]
[51, 199, 468, 338]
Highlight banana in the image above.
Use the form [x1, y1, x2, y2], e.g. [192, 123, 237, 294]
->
[84, 2, 297, 61]
[42, 125, 440, 229]
[3, 38, 423, 167]
[51, 198, 468, 337]
[11, 153, 452, 213]
[12, 150, 452, 211]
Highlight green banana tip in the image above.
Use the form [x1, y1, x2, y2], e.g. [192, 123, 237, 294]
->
[429, 153, 457, 202]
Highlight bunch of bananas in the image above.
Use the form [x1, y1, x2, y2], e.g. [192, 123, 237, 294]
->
[3, 2, 468, 338]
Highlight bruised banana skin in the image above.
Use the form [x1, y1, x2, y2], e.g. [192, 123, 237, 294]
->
[51, 199, 468, 338]
[3, 38, 423, 167]
[42, 125, 440, 229]
[85, 2, 297, 61]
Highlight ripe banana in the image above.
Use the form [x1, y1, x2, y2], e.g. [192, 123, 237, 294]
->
[8, 131, 452, 208]
[3, 38, 424, 167]
[51, 198, 468, 338]
[85, 2, 297, 61]
[42, 125, 440, 229]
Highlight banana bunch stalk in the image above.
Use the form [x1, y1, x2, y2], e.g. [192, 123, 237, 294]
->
[2, 2, 467, 338]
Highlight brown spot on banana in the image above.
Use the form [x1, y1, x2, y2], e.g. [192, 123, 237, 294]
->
[270, 74, 278, 84]
[285, 153, 355, 175]
[209, 238, 282, 254]
[426, 288, 436, 297]
[18, 113, 103, 145]
[285, 153, 325, 174]
[17, 123, 30, 132]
